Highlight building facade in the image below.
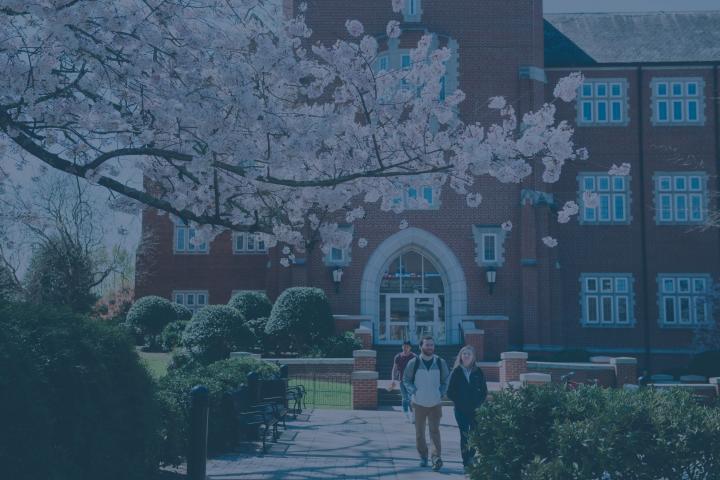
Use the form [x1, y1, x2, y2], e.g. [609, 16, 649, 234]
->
[135, 1, 720, 371]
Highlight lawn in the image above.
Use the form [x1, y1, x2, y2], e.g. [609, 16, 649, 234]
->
[289, 377, 352, 409]
[137, 349, 172, 379]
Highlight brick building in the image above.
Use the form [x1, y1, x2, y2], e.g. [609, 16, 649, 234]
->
[135, 1, 720, 371]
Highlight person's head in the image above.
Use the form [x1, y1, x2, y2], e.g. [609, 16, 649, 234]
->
[454, 345, 477, 370]
[402, 340, 412, 354]
[419, 335, 435, 356]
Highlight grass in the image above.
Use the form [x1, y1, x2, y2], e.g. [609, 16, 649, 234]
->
[289, 378, 352, 409]
[137, 348, 172, 379]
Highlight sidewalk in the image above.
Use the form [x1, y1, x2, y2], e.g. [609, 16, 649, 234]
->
[205, 407, 467, 479]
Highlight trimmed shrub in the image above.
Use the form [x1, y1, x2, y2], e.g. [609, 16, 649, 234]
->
[265, 287, 334, 354]
[0, 302, 162, 480]
[688, 350, 720, 378]
[468, 385, 720, 480]
[181, 305, 253, 364]
[158, 357, 279, 460]
[246, 316, 269, 352]
[309, 332, 362, 358]
[161, 320, 189, 351]
[228, 291, 272, 321]
[171, 302, 193, 322]
[126, 295, 178, 347]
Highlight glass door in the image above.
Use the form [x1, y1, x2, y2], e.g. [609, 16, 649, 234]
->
[385, 294, 441, 344]
[413, 296, 436, 343]
[387, 296, 410, 342]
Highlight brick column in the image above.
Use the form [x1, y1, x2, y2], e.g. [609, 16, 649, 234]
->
[710, 377, 719, 398]
[354, 326, 372, 350]
[499, 351, 528, 387]
[610, 357, 638, 387]
[462, 322, 485, 360]
[353, 349, 376, 371]
[352, 371, 379, 410]
[520, 372, 551, 387]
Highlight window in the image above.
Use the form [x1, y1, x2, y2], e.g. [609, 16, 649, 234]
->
[482, 234, 497, 262]
[323, 225, 353, 267]
[174, 224, 208, 253]
[580, 274, 635, 327]
[654, 173, 706, 224]
[651, 78, 704, 126]
[658, 275, 712, 327]
[473, 226, 507, 267]
[403, 0, 422, 22]
[394, 185, 439, 210]
[579, 173, 631, 224]
[233, 232, 268, 254]
[173, 290, 208, 313]
[578, 79, 628, 126]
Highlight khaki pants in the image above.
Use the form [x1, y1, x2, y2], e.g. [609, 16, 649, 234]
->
[413, 403, 442, 460]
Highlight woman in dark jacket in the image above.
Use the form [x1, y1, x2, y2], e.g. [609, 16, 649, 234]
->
[446, 345, 488, 470]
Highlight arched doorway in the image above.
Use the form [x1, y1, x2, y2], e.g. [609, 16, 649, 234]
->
[360, 228, 467, 345]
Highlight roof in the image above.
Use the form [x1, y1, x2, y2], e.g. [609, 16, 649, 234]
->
[544, 11, 720, 67]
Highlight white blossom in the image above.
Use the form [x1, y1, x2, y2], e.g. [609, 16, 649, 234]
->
[345, 20, 364, 37]
[557, 201, 579, 224]
[542, 236, 558, 248]
[358, 238, 368, 248]
[488, 96, 507, 110]
[583, 191, 600, 209]
[553, 72, 584, 102]
[386, 20, 401, 39]
[280, 258, 290, 268]
[399, 219, 409, 230]
[609, 163, 631, 176]
[501, 221, 513, 232]
[466, 193, 483, 208]
[282, 246, 291, 255]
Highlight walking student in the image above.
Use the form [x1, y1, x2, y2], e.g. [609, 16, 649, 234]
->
[403, 335, 450, 471]
[390, 340, 417, 422]
[446, 345, 488, 471]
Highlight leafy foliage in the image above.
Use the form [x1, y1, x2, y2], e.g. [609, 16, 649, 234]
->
[265, 287, 334, 354]
[126, 295, 178, 347]
[468, 385, 720, 480]
[228, 291, 272, 321]
[0, 302, 162, 480]
[308, 332, 363, 358]
[181, 305, 253, 364]
[161, 320, 189, 352]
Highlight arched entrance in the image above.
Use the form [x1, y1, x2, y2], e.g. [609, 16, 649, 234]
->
[361, 228, 467, 345]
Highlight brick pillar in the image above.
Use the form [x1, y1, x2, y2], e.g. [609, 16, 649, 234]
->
[499, 351, 528, 387]
[354, 326, 372, 350]
[611, 357, 638, 387]
[710, 377, 719, 398]
[520, 372, 551, 387]
[463, 322, 485, 360]
[353, 349, 376, 371]
[352, 371, 379, 410]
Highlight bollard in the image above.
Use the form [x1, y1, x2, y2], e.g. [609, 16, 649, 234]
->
[188, 385, 209, 480]
[279, 364, 289, 379]
[247, 371, 259, 402]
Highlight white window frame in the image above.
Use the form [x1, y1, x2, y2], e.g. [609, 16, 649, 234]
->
[403, 0, 422, 22]
[658, 274, 712, 327]
[577, 79, 629, 126]
[232, 232, 268, 254]
[174, 224, 209, 254]
[482, 234, 497, 263]
[654, 172, 707, 225]
[173, 290, 209, 313]
[323, 225, 353, 267]
[578, 173, 632, 225]
[651, 77, 705, 126]
[579, 274, 635, 327]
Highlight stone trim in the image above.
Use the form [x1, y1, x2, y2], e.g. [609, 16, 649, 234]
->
[610, 357, 637, 365]
[520, 373, 551, 383]
[262, 358, 354, 365]
[353, 350, 377, 358]
[351, 371, 379, 380]
[501, 351, 528, 360]
[528, 361, 615, 371]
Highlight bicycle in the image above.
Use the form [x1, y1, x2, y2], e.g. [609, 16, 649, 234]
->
[560, 371, 599, 390]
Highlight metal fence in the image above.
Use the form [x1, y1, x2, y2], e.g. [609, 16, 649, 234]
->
[288, 373, 352, 409]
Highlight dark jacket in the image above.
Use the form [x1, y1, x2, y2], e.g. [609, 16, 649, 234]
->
[446, 366, 488, 418]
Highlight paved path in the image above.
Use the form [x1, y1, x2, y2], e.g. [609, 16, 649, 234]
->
[206, 407, 467, 479]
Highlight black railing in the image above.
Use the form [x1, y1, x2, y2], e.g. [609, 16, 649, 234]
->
[288, 373, 351, 409]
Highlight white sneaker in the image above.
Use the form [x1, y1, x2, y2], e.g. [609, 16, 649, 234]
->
[403, 411, 411, 422]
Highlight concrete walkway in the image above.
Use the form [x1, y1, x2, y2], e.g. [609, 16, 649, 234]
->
[206, 407, 467, 479]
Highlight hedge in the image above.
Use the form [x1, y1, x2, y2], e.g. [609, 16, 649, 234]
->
[181, 305, 253, 364]
[126, 295, 178, 347]
[265, 287, 334, 354]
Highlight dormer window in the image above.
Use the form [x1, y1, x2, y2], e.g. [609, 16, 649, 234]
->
[404, 0, 422, 22]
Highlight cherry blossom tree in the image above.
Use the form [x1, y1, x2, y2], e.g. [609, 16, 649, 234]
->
[0, 0, 586, 251]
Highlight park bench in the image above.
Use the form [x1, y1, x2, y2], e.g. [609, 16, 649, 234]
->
[230, 386, 277, 452]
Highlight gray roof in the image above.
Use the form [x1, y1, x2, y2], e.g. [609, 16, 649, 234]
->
[544, 11, 720, 66]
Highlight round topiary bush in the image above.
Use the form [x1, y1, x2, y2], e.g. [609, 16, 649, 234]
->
[126, 295, 178, 346]
[308, 332, 362, 358]
[171, 302, 193, 322]
[227, 291, 272, 321]
[181, 305, 253, 364]
[265, 287, 334, 354]
[0, 302, 162, 480]
[161, 320, 189, 352]
[158, 356, 279, 459]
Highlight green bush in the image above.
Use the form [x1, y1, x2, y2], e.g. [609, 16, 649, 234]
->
[228, 291, 272, 321]
[0, 302, 162, 480]
[161, 320, 189, 351]
[468, 385, 720, 480]
[265, 287, 334, 354]
[181, 305, 253, 364]
[157, 357, 279, 460]
[688, 350, 720, 378]
[308, 332, 362, 358]
[171, 302, 193, 322]
[126, 296, 178, 348]
[246, 316, 269, 352]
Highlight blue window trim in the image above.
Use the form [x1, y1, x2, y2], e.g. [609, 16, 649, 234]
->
[577, 172, 633, 225]
[576, 78, 630, 127]
[652, 172, 708, 225]
[656, 274, 713, 328]
[173, 223, 209, 254]
[579, 273, 636, 328]
[650, 77, 706, 126]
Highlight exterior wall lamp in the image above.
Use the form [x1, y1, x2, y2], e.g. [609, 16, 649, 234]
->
[331, 267, 344, 293]
[486, 266, 497, 295]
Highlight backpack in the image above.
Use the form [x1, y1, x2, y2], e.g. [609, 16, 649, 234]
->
[408, 355, 447, 386]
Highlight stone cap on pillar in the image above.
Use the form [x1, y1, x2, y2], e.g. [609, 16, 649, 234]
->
[354, 326, 372, 334]
[351, 371, 379, 380]
[610, 357, 637, 365]
[501, 351, 528, 360]
[709, 377, 719, 385]
[520, 373, 551, 383]
[353, 349, 377, 358]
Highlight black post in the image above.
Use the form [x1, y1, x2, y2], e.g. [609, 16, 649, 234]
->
[247, 371, 259, 402]
[279, 364, 289, 379]
[188, 385, 209, 480]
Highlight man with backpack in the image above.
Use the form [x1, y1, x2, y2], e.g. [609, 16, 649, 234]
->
[403, 335, 450, 471]
[390, 340, 417, 423]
